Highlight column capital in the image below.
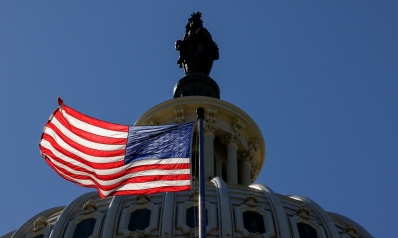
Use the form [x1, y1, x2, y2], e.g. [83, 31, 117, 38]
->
[222, 118, 246, 147]
[204, 120, 218, 136]
[239, 142, 259, 165]
[222, 133, 241, 147]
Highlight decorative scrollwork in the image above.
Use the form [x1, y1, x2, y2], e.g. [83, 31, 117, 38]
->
[32, 216, 50, 232]
[242, 194, 259, 207]
[161, 232, 175, 238]
[344, 224, 359, 238]
[188, 227, 199, 238]
[174, 107, 185, 123]
[248, 232, 264, 238]
[82, 199, 99, 214]
[135, 195, 151, 204]
[147, 119, 158, 126]
[128, 230, 145, 238]
[232, 118, 245, 137]
[295, 206, 311, 219]
[189, 189, 199, 202]
[222, 133, 241, 147]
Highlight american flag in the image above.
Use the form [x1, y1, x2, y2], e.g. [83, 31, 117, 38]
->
[39, 98, 193, 198]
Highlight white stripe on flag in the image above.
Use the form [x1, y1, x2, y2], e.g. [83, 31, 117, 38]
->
[49, 159, 191, 197]
[43, 143, 189, 176]
[49, 118, 126, 151]
[41, 134, 125, 163]
[61, 109, 128, 138]
[48, 156, 190, 183]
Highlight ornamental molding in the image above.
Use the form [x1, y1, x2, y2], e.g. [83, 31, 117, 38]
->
[343, 224, 359, 238]
[32, 216, 50, 232]
[205, 107, 217, 123]
[188, 227, 199, 238]
[222, 118, 246, 147]
[27, 217, 52, 238]
[161, 232, 175, 238]
[189, 189, 199, 202]
[249, 233, 265, 238]
[203, 107, 218, 136]
[174, 107, 185, 123]
[127, 230, 146, 238]
[82, 199, 99, 214]
[239, 142, 259, 164]
[242, 194, 259, 207]
[204, 120, 218, 136]
[135, 195, 151, 204]
[146, 119, 158, 126]
[295, 206, 311, 219]
[222, 133, 241, 147]
[232, 118, 245, 137]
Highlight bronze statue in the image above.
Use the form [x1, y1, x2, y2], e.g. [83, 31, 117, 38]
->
[176, 12, 219, 75]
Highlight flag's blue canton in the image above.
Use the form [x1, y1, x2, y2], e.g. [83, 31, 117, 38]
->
[125, 122, 194, 164]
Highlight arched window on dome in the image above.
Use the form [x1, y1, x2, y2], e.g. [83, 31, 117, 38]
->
[72, 217, 96, 238]
[128, 208, 151, 231]
[234, 194, 275, 238]
[25, 216, 52, 238]
[242, 210, 266, 234]
[289, 206, 327, 238]
[32, 235, 45, 238]
[117, 195, 160, 237]
[186, 206, 208, 228]
[63, 199, 104, 238]
[297, 222, 318, 238]
[177, 190, 217, 235]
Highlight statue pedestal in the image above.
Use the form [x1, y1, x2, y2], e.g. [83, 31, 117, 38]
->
[173, 74, 220, 99]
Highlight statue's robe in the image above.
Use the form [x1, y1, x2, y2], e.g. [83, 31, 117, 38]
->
[180, 27, 219, 75]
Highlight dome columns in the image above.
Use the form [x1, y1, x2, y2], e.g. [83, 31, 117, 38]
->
[215, 156, 223, 178]
[134, 97, 266, 185]
[239, 142, 259, 186]
[222, 118, 245, 185]
[204, 107, 218, 180]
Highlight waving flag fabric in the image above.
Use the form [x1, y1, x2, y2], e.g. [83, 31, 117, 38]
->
[39, 98, 194, 198]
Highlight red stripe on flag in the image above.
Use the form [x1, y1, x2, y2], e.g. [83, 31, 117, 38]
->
[62, 105, 129, 132]
[42, 131, 125, 158]
[109, 186, 191, 198]
[45, 157, 190, 197]
[45, 153, 190, 180]
[54, 111, 127, 145]
[40, 144, 124, 170]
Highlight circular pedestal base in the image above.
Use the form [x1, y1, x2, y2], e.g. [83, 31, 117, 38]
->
[173, 74, 220, 99]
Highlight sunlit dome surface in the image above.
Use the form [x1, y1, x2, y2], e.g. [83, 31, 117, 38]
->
[3, 97, 373, 238]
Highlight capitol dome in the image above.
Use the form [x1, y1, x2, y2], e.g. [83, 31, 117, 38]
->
[2, 96, 373, 238]
[2, 12, 374, 238]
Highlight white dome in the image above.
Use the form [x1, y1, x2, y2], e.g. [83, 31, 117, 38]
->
[3, 97, 373, 238]
[4, 180, 372, 238]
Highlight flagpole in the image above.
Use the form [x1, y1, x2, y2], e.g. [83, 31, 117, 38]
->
[196, 107, 207, 238]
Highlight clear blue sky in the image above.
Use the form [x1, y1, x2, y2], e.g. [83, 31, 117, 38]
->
[1, 1, 397, 236]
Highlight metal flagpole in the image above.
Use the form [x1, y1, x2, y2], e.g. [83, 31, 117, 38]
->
[196, 107, 206, 238]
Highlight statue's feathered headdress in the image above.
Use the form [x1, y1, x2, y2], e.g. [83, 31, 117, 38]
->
[188, 12, 203, 24]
